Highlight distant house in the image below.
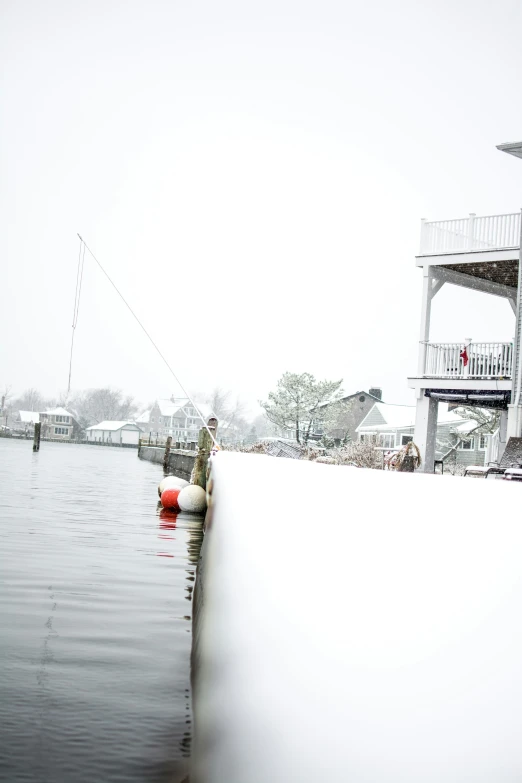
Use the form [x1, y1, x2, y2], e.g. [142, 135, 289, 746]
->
[217, 419, 245, 445]
[312, 387, 384, 443]
[40, 407, 79, 441]
[147, 398, 215, 442]
[356, 401, 489, 468]
[11, 410, 40, 433]
[135, 409, 151, 430]
[85, 421, 143, 446]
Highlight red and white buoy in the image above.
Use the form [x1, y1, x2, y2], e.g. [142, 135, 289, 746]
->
[178, 484, 207, 513]
[158, 476, 189, 497]
[160, 487, 181, 510]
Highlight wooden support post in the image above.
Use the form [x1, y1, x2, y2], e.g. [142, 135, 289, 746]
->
[163, 436, 172, 472]
[192, 418, 218, 490]
[33, 422, 41, 452]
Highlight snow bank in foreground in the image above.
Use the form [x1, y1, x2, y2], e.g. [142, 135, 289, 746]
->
[193, 452, 522, 783]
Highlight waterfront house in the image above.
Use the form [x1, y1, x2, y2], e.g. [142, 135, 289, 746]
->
[409, 141, 522, 471]
[357, 401, 488, 469]
[135, 409, 151, 430]
[148, 398, 215, 442]
[39, 407, 79, 440]
[86, 421, 142, 446]
[312, 387, 384, 443]
[12, 410, 40, 434]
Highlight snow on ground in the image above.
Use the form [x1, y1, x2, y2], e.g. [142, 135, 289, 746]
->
[193, 452, 522, 783]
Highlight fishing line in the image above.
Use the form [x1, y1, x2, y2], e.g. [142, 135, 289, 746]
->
[75, 234, 218, 447]
[66, 241, 86, 398]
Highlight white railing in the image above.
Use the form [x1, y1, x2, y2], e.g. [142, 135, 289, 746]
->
[424, 342, 513, 378]
[420, 212, 520, 255]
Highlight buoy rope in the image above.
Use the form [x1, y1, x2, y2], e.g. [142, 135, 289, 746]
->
[76, 234, 218, 447]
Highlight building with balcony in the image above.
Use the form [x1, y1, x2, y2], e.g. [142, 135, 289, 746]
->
[357, 401, 489, 470]
[146, 398, 215, 442]
[39, 407, 80, 440]
[410, 141, 522, 471]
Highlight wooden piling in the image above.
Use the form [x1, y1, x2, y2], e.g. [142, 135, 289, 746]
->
[33, 422, 41, 452]
[192, 418, 218, 490]
[163, 436, 172, 471]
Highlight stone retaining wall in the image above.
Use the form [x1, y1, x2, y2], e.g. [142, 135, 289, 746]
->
[138, 445, 196, 481]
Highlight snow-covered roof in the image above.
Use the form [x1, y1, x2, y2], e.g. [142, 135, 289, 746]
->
[136, 409, 151, 424]
[18, 410, 40, 423]
[154, 398, 183, 416]
[193, 402, 215, 421]
[18, 411, 40, 424]
[43, 407, 75, 418]
[86, 421, 143, 431]
[317, 390, 384, 409]
[153, 398, 215, 421]
[357, 402, 467, 432]
[357, 403, 416, 431]
[454, 420, 479, 434]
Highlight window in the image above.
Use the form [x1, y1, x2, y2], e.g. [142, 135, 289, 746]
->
[401, 435, 413, 446]
[359, 395, 366, 402]
[54, 427, 69, 435]
[459, 437, 475, 450]
[379, 433, 395, 449]
[55, 415, 70, 423]
[479, 435, 488, 450]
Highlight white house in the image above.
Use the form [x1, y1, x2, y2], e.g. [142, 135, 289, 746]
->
[357, 401, 489, 468]
[39, 407, 79, 440]
[147, 398, 215, 442]
[86, 421, 143, 446]
[12, 410, 40, 431]
[409, 140, 522, 471]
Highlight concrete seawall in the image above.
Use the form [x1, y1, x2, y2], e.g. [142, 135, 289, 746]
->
[138, 445, 196, 481]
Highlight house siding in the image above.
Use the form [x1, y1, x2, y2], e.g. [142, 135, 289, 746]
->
[40, 413, 78, 440]
[358, 407, 387, 428]
[331, 394, 379, 443]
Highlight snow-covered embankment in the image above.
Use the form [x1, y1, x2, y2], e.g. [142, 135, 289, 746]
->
[192, 452, 522, 783]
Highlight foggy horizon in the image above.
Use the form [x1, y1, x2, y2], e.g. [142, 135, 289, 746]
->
[2, 0, 522, 418]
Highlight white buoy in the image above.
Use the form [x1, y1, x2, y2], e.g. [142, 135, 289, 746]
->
[178, 484, 207, 513]
[158, 476, 189, 497]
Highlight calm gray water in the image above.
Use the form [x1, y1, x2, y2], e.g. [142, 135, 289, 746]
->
[0, 439, 203, 783]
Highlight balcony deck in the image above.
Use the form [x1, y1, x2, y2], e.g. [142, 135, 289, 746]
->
[420, 213, 520, 256]
[415, 212, 520, 297]
[408, 341, 514, 399]
[416, 212, 520, 287]
[424, 341, 513, 379]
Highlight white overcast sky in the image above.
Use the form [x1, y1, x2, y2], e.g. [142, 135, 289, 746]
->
[2, 0, 522, 414]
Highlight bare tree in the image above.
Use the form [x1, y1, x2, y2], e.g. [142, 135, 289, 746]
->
[1, 384, 12, 412]
[251, 412, 278, 439]
[326, 438, 383, 469]
[0, 384, 12, 425]
[13, 388, 48, 412]
[204, 386, 249, 442]
[70, 388, 138, 430]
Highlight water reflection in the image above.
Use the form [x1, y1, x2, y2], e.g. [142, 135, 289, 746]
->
[0, 440, 204, 783]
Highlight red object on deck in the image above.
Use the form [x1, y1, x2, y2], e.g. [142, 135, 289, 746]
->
[460, 347, 469, 367]
[161, 487, 181, 510]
